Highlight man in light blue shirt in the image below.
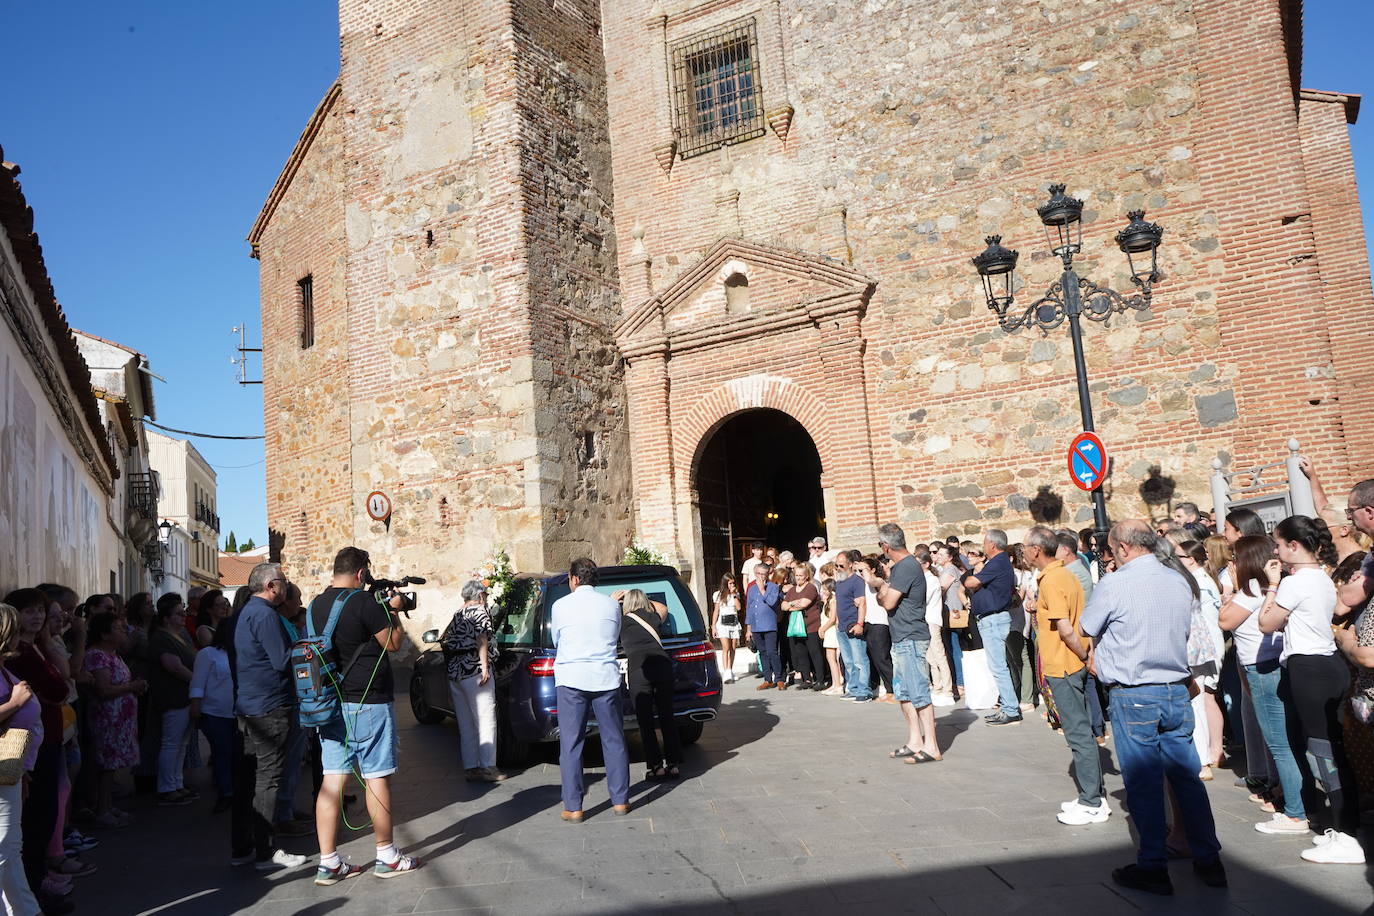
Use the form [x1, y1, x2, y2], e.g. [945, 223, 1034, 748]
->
[551, 557, 630, 821]
[1081, 520, 1224, 896]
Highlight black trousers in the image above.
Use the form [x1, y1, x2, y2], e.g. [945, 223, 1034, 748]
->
[22, 742, 61, 893]
[789, 633, 825, 685]
[230, 725, 257, 858]
[234, 705, 295, 860]
[630, 658, 682, 767]
[865, 623, 894, 693]
[1285, 653, 1359, 834]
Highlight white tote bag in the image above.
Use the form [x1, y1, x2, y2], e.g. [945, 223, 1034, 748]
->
[961, 649, 1000, 710]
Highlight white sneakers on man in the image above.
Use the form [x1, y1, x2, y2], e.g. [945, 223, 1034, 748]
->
[1255, 813, 1310, 835]
[1300, 829, 1366, 864]
[931, 693, 956, 707]
[1057, 800, 1111, 825]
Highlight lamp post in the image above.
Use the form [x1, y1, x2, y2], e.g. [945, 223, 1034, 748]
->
[971, 183, 1164, 566]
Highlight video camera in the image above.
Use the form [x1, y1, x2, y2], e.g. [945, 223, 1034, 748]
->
[364, 574, 427, 617]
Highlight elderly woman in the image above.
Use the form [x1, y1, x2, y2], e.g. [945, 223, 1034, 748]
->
[83, 613, 145, 826]
[440, 580, 503, 782]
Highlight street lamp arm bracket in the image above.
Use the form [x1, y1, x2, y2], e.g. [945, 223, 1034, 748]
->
[1077, 276, 1153, 327]
[997, 280, 1068, 336]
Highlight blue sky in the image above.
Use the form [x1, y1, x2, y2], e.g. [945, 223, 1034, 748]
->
[4, 2, 1372, 548]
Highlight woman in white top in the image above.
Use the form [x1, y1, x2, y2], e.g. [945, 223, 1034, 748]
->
[817, 576, 845, 696]
[1219, 535, 1303, 833]
[188, 621, 237, 811]
[712, 574, 743, 683]
[1177, 539, 1226, 775]
[1257, 516, 1362, 864]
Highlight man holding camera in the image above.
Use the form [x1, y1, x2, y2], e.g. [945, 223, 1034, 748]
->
[311, 547, 421, 884]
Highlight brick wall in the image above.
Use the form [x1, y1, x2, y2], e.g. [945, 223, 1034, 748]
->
[605, 0, 1371, 560]
[1297, 91, 1374, 487]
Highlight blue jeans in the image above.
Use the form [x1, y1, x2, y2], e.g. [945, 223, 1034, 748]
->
[753, 630, 782, 684]
[1108, 684, 1222, 869]
[555, 685, 630, 812]
[1242, 661, 1307, 820]
[976, 611, 1018, 717]
[944, 625, 964, 687]
[891, 638, 932, 707]
[837, 628, 873, 698]
[199, 714, 237, 800]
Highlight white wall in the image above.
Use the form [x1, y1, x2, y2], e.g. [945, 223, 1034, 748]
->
[0, 321, 117, 596]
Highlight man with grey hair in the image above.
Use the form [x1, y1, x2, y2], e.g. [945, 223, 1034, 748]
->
[231, 562, 309, 871]
[1171, 502, 1200, 528]
[1081, 520, 1224, 896]
[962, 529, 1021, 724]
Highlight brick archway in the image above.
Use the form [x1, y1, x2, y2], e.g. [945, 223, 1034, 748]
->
[679, 374, 834, 496]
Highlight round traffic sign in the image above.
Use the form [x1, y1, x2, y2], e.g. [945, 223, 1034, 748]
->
[1068, 432, 1108, 492]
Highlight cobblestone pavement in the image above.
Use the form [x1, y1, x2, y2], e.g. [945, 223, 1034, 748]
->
[88, 678, 1371, 915]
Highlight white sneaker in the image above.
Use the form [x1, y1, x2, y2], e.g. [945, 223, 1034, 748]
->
[1056, 801, 1110, 825]
[1313, 828, 1341, 846]
[932, 693, 956, 707]
[255, 849, 310, 871]
[1060, 799, 1110, 815]
[1255, 813, 1310, 835]
[1300, 831, 1365, 865]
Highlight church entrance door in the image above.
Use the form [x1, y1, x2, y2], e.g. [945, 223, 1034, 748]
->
[693, 408, 825, 608]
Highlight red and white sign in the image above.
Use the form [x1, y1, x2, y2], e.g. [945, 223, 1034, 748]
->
[1067, 432, 1108, 492]
[365, 490, 393, 521]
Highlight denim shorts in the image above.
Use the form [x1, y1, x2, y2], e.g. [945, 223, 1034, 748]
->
[319, 701, 398, 779]
[891, 638, 932, 707]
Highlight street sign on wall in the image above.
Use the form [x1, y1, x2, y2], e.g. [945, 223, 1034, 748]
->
[1068, 432, 1108, 492]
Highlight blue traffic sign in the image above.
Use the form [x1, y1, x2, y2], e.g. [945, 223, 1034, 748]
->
[1068, 432, 1108, 492]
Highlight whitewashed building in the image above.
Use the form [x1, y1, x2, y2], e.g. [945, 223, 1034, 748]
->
[0, 154, 120, 595]
[148, 430, 220, 588]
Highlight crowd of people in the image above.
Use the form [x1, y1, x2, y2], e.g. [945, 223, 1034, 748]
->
[2, 470, 1372, 910]
[0, 546, 427, 915]
[714, 470, 1374, 892]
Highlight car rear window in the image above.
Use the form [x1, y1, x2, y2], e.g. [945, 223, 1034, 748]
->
[541, 576, 705, 641]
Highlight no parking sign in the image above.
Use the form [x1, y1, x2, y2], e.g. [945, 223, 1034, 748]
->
[1068, 432, 1108, 492]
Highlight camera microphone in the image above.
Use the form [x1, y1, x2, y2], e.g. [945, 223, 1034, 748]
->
[404, 576, 427, 585]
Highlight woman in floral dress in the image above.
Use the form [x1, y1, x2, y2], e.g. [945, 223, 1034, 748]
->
[83, 612, 145, 826]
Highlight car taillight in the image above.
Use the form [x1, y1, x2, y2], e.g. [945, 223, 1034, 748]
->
[672, 642, 715, 662]
[527, 657, 555, 677]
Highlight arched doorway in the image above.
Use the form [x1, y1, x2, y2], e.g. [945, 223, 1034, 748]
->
[694, 409, 825, 605]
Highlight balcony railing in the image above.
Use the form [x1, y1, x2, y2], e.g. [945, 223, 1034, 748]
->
[128, 472, 160, 521]
[195, 501, 221, 534]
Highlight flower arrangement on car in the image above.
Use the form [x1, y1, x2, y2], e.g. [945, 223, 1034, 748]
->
[622, 539, 668, 566]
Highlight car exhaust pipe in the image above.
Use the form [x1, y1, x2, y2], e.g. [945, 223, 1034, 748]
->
[688, 710, 715, 723]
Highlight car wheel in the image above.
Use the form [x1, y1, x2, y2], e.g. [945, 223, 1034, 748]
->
[409, 674, 445, 725]
[677, 720, 704, 745]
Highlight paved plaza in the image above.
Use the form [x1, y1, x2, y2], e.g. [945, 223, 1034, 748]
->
[99, 679, 1372, 915]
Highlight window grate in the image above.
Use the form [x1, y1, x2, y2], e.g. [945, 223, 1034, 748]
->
[671, 18, 765, 159]
[299, 275, 315, 349]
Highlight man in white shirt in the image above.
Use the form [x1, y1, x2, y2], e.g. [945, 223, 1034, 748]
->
[551, 557, 630, 822]
[807, 537, 837, 574]
[741, 543, 765, 583]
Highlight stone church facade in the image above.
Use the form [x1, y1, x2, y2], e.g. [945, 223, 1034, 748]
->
[251, 0, 1372, 613]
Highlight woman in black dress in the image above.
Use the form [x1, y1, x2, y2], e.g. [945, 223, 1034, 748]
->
[617, 589, 682, 780]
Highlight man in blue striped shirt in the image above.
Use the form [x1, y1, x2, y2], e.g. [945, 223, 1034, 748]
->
[1081, 520, 1225, 897]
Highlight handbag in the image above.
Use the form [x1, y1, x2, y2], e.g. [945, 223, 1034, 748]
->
[0, 727, 30, 787]
[786, 610, 807, 638]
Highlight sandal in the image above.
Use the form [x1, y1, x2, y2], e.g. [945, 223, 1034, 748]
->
[665, 765, 681, 779]
[889, 745, 917, 759]
[903, 751, 942, 764]
[646, 766, 666, 781]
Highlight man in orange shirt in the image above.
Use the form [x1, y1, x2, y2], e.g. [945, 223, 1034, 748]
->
[1025, 526, 1106, 826]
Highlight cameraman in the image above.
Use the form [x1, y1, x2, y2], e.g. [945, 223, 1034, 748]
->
[310, 547, 421, 884]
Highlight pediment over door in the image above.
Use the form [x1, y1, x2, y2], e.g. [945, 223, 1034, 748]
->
[615, 238, 877, 360]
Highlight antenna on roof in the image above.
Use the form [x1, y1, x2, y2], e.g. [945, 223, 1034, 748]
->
[231, 324, 262, 385]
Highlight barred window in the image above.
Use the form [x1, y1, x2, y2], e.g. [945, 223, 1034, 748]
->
[298, 275, 315, 349]
[671, 18, 765, 159]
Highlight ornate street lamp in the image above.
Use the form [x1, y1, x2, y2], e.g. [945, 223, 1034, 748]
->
[971, 182, 1166, 565]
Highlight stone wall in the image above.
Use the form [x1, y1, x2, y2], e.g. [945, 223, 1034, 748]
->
[605, 0, 1370, 550]
[256, 0, 632, 625]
